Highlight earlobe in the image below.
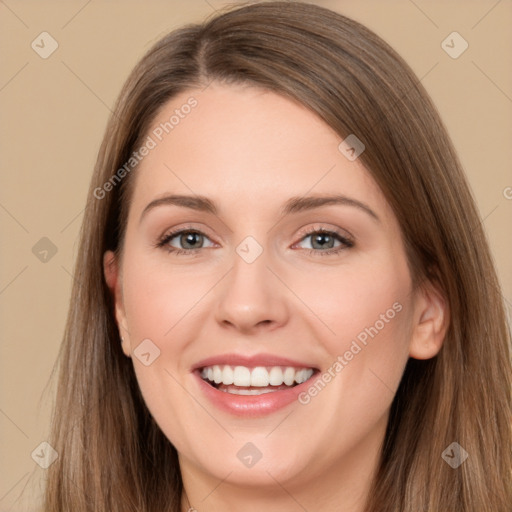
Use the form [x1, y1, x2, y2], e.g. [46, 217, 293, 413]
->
[409, 281, 449, 360]
[103, 250, 131, 358]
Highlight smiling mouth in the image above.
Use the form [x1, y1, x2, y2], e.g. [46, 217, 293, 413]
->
[199, 364, 317, 395]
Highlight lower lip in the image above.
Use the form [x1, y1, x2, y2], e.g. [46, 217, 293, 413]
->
[194, 371, 315, 417]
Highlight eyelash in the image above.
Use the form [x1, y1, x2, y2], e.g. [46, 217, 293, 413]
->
[155, 225, 354, 258]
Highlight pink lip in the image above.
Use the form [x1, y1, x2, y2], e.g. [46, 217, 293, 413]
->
[191, 353, 319, 417]
[193, 371, 317, 417]
[191, 353, 318, 371]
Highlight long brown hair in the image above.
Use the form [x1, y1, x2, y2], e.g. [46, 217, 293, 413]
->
[43, 2, 512, 510]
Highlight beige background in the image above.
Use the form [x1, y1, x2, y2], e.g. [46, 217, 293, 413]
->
[1, 0, 511, 510]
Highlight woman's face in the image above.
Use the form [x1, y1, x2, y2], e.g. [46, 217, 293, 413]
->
[105, 83, 444, 501]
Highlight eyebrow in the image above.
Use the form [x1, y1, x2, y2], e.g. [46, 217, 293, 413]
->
[139, 193, 380, 223]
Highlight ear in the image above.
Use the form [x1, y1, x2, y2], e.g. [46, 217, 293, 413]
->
[103, 250, 131, 358]
[409, 280, 449, 360]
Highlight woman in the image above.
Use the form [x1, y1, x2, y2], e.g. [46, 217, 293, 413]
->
[43, 2, 512, 511]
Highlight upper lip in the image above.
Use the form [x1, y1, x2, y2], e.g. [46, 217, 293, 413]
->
[191, 353, 319, 371]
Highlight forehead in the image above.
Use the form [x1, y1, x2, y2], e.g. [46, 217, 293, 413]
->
[127, 83, 388, 222]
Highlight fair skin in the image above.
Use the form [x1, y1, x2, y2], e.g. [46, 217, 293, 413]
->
[104, 83, 447, 512]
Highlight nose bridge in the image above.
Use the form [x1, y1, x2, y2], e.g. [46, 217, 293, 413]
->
[214, 234, 288, 332]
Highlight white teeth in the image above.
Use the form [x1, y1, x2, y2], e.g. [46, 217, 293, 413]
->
[200, 364, 314, 388]
[295, 369, 309, 384]
[283, 367, 296, 386]
[233, 366, 251, 386]
[269, 367, 283, 386]
[213, 365, 223, 384]
[250, 367, 269, 387]
[222, 365, 234, 385]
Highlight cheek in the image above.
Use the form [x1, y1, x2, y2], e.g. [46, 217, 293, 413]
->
[297, 252, 414, 412]
[295, 252, 412, 353]
[120, 258, 198, 449]
[119, 252, 218, 434]
[122, 254, 213, 344]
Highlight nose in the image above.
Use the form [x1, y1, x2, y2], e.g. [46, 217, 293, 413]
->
[214, 244, 289, 335]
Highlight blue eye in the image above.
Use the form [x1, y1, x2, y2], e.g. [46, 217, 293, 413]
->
[155, 227, 354, 256]
[294, 228, 354, 256]
[156, 229, 215, 255]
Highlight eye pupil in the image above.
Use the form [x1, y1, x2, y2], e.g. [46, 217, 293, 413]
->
[182, 232, 202, 249]
[312, 233, 334, 249]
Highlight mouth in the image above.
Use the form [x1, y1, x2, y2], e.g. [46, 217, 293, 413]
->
[191, 353, 321, 416]
[198, 364, 318, 395]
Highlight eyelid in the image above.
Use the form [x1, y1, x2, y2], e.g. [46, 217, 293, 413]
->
[294, 224, 354, 244]
[158, 223, 216, 242]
